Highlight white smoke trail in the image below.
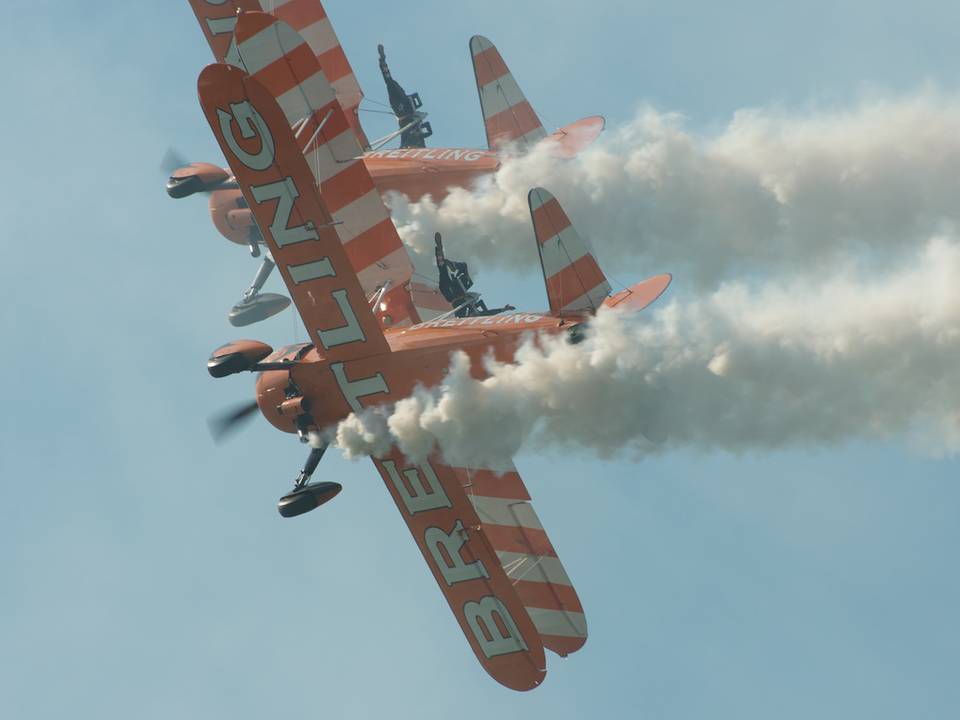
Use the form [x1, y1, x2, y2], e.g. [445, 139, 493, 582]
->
[390, 91, 960, 289]
[335, 237, 960, 465]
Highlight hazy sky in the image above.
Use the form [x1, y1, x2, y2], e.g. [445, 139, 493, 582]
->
[2, 2, 959, 718]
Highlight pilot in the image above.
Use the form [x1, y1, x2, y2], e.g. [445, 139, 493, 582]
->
[434, 232, 514, 318]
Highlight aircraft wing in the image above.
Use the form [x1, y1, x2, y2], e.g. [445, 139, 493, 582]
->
[232, 11, 423, 327]
[370, 450, 586, 689]
[187, 0, 259, 66]
[197, 62, 389, 362]
[455, 457, 588, 657]
[187, 0, 370, 149]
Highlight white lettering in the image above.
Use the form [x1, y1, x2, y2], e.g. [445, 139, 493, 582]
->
[425, 521, 489, 586]
[464, 596, 528, 658]
[465, 151, 483, 162]
[218, 101, 275, 170]
[205, 15, 235, 35]
[381, 460, 452, 514]
[331, 362, 389, 412]
[250, 178, 319, 247]
[287, 258, 334, 284]
[317, 289, 366, 349]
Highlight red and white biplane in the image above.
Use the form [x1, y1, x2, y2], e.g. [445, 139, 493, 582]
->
[172, 0, 605, 327]
[195, 10, 669, 690]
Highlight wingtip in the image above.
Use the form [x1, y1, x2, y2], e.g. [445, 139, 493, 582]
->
[470, 34, 494, 55]
[527, 187, 555, 212]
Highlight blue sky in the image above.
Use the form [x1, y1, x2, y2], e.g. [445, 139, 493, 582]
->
[2, 1, 959, 718]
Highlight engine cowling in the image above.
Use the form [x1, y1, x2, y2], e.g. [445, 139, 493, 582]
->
[256, 370, 303, 434]
[210, 189, 260, 247]
[166, 162, 230, 198]
[207, 340, 274, 378]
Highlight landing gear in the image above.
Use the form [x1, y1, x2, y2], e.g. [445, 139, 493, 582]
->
[228, 254, 291, 327]
[277, 444, 342, 518]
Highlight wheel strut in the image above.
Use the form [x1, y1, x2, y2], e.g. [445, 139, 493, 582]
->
[294, 444, 328, 489]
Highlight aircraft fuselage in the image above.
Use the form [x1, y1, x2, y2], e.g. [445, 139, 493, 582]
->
[255, 311, 585, 436]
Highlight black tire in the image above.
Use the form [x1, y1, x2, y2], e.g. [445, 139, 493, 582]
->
[277, 482, 342, 518]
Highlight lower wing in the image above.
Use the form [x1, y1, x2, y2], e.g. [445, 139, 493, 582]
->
[370, 450, 586, 690]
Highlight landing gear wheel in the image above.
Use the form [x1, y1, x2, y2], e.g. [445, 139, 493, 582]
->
[229, 293, 291, 327]
[277, 482, 343, 518]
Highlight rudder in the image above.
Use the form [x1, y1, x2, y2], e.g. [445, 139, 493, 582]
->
[471, 35, 548, 152]
[529, 188, 611, 315]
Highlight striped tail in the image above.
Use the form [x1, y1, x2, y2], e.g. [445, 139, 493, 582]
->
[456, 461, 588, 657]
[529, 188, 611, 315]
[470, 35, 548, 153]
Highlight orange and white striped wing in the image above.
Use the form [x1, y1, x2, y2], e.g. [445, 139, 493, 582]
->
[197, 63, 389, 363]
[529, 188, 611, 315]
[470, 35, 548, 153]
[264, 0, 369, 149]
[188, 1, 369, 149]
[370, 449, 547, 691]
[455, 460, 588, 657]
[188, 0, 259, 65]
[234, 12, 421, 328]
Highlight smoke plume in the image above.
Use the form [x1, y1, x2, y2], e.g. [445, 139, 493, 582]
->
[332, 93, 960, 464]
[390, 92, 960, 289]
[334, 237, 960, 465]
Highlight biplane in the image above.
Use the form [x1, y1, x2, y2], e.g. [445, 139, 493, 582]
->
[196, 11, 670, 690]
[171, 0, 605, 327]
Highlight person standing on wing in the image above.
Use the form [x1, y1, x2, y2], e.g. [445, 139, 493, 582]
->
[434, 232, 514, 318]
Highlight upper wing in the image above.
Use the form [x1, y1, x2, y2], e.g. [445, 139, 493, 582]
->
[470, 35, 548, 152]
[370, 450, 548, 691]
[187, 0, 370, 149]
[197, 62, 389, 362]
[233, 11, 423, 328]
[265, 0, 369, 149]
[529, 188, 611, 315]
[187, 0, 259, 66]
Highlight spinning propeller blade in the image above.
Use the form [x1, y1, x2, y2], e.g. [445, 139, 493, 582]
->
[208, 400, 259, 444]
[160, 147, 189, 176]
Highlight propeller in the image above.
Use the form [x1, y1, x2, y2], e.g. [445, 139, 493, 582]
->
[161, 147, 233, 198]
[160, 147, 189, 176]
[208, 399, 260, 444]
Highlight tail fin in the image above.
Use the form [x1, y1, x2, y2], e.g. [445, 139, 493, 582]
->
[529, 188, 611, 315]
[470, 35, 548, 152]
